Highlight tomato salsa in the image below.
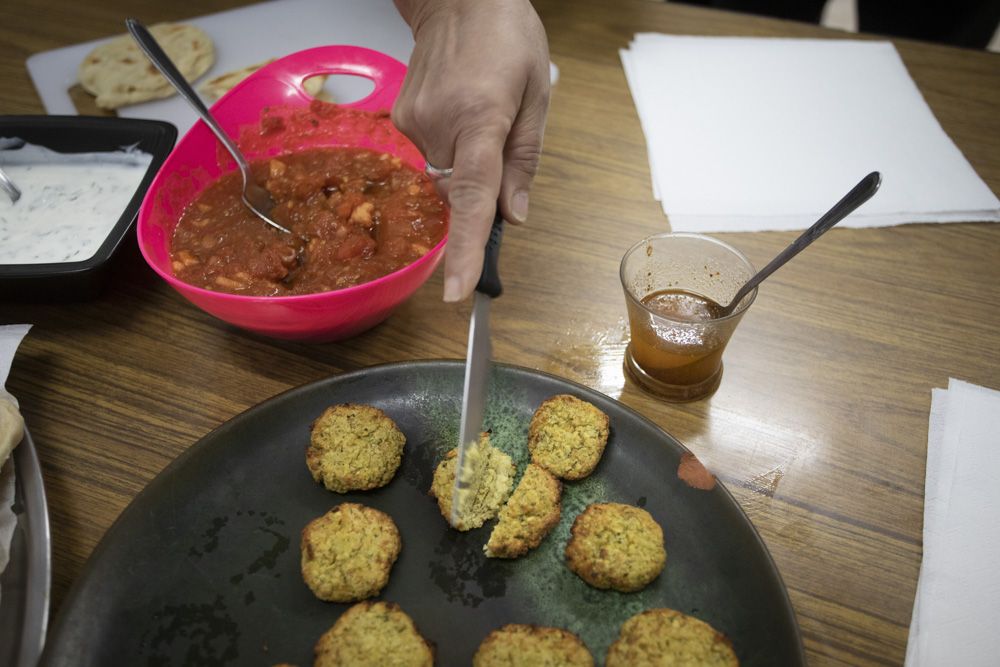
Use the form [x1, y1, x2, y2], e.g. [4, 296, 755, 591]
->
[170, 147, 447, 296]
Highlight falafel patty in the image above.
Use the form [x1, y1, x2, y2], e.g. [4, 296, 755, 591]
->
[301, 502, 401, 602]
[474, 624, 593, 667]
[307, 404, 406, 493]
[528, 395, 609, 480]
[314, 601, 434, 667]
[605, 608, 738, 666]
[564, 502, 666, 593]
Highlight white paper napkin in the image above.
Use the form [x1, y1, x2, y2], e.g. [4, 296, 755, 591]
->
[620, 35, 1000, 232]
[906, 378, 1000, 666]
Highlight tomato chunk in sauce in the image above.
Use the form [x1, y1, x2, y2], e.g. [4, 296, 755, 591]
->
[170, 147, 447, 296]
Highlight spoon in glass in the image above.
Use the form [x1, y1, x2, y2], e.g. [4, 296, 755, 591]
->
[126, 18, 293, 236]
[713, 171, 882, 317]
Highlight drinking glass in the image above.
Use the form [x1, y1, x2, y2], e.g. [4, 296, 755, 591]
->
[620, 233, 757, 401]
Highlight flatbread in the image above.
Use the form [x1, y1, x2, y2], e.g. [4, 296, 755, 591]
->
[0, 398, 23, 463]
[78, 23, 215, 110]
[199, 59, 328, 101]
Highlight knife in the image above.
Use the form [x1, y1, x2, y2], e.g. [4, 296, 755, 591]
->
[451, 210, 505, 526]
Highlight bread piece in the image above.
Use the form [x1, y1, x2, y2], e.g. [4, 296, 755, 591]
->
[301, 503, 401, 602]
[564, 502, 666, 593]
[484, 463, 561, 559]
[314, 601, 434, 667]
[198, 58, 327, 101]
[606, 608, 738, 666]
[0, 397, 24, 463]
[78, 23, 214, 109]
[307, 404, 406, 493]
[528, 395, 609, 480]
[474, 624, 593, 667]
[429, 432, 515, 531]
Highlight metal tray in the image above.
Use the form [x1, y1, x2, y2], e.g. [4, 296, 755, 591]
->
[0, 115, 176, 301]
[0, 426, 51, 667]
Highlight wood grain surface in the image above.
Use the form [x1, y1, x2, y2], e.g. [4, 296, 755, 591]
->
[1, 0, 998, 665]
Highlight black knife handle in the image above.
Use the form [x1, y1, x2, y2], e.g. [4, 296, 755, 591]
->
[475, 210, 504, 298]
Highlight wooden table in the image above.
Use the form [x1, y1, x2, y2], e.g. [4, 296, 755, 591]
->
[2, 0, 998, 664]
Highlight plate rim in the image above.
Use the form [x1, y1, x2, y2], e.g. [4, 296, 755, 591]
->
[3, 425, 52, 667]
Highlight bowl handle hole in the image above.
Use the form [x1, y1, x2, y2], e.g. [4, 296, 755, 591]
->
[304, 74, 376, 105]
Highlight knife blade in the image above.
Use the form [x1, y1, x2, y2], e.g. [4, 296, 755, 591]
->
[451, 210, 505, 526]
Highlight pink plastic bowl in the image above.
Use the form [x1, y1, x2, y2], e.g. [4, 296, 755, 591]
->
[137, 46, 446, 342]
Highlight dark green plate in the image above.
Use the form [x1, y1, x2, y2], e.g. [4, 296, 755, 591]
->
[41, 361, 804, 666]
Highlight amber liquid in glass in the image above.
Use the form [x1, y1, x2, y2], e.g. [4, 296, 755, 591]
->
[630, 289, 726, 385]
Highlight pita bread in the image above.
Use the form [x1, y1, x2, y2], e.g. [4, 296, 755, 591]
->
[78, 23, 215, 110]
[0, 398, 23, 464]
[199, 59, 328, 101]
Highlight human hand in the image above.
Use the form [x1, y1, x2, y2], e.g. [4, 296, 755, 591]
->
[392, 0, 550, 301]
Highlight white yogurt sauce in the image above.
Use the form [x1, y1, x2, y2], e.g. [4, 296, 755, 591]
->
[0, 141, 152, 265]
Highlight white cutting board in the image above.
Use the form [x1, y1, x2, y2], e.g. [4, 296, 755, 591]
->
[26, 0, 415, 135]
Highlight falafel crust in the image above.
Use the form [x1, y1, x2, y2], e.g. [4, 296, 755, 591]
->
[564, 502, 666, 592]
[307, 404, 406, 494]
[314, 601, 434, 667]
[528, 395, 609, 480]
[605, 608, 738, 666]
[473, 624, 593, 667]
[300, 503, 401, 602]
[484, 463, 562, 558]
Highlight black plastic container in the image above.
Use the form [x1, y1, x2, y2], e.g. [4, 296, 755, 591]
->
[0, 115, 176, 301]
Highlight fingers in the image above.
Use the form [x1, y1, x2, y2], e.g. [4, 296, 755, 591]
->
[391, 37, 461, 172]
[388, 1, 550, 302]
[394, 84, 510, 302]
[497, 116, 540, 226]
[442, 127, 506, 302]
[498, 72, 549, 226]
[394, 80, 545, 300]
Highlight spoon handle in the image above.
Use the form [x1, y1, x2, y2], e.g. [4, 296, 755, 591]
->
[726, 171, 882, 312]
[126, 19, 250, 175]
[0, 165, 21, 203]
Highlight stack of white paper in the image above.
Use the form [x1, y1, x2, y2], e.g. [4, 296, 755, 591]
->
[620, 35, 1000, 232]
[906, 379, 1000, 666]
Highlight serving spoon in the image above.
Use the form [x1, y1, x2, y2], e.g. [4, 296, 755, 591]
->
[0, 165, 20, 203]
[713, 171, 882, 317]
[125, 18, 293, 236]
